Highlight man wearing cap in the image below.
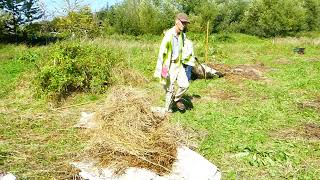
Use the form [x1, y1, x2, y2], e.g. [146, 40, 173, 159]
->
[154, 13, 190, 112]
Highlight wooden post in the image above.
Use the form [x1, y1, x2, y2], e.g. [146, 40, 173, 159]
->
[205, 21, 209, 63]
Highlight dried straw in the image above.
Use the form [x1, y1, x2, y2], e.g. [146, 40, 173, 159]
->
[111, 65, 149, 86]
[86, 86, 179, 175]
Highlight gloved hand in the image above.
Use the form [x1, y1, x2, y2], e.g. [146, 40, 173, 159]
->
[161, 67, 168, 78]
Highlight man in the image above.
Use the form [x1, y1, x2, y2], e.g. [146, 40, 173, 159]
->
[154, 13, 190, 112]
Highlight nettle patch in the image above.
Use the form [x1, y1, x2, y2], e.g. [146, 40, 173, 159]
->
[232, 146, 299, 168]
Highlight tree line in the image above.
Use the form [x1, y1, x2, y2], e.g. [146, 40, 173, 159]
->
[1, 0, 320, 43]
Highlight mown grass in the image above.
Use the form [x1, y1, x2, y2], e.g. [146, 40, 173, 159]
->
[0, 33, 319, 179]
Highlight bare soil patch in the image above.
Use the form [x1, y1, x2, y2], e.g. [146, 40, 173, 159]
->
[298, 97, 320, 111]
[272, 123, 320, 140]
[274, 58, 293, 65]
[210, 90, 239, 101]
[206, 63, 272, 83]
[306, 58, 320, 62]
[195, 89, 239, 104]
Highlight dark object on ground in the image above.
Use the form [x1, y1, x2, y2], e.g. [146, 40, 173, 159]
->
[293, 47, 305, 55]
[181, 95, 195, 110]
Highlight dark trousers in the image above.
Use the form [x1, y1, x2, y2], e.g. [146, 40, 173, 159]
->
[183, 64, 193, 81]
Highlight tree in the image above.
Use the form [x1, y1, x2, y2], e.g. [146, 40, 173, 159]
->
[214, 0, 249, 33]
[112, 0, 141, 35]
[0, 10, 11, 37]
[23, 0, 43, 25]
[0, 0, 25, 35]
[242, 0, 307, 37]
[54, 6, 99, 38]
[188, 0, 218, 33]
[0, 0, 43, 39]
[175, 0, 201, 14]
[303, 0, 320, 31]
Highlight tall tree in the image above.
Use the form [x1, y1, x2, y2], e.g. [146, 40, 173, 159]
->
[303, 0, 320, 31]
[188, 0, 218, 33]
[0, 0, 25, 35]
[0, 10, 11, 37]
[175, 0, 201, 14]
[0, 0, 43, 36]
[214, 0, 249, 33]
[23, 0, 43, 25]
[242, 0, 307, 37]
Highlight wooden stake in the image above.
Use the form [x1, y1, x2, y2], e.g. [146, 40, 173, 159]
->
[205, 21, 209, 63]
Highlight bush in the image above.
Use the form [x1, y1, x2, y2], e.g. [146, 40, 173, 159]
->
[35, 41, 123, 100]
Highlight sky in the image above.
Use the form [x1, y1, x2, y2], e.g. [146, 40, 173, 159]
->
[43, 0, 120, 17]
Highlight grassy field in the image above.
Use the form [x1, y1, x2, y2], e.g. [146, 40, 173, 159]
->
[0, 33, 319, 179]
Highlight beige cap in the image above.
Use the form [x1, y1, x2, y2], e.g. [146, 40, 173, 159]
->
[176, 13, 189, 23]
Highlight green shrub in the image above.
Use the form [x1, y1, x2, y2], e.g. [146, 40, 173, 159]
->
[35, 41, 123, 100]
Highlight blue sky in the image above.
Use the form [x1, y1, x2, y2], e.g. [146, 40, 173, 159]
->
[43, 0, 120, 17]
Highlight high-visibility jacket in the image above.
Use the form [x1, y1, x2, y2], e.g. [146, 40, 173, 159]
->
[182, 39, 196, 67]
[154, 27, 186, 81]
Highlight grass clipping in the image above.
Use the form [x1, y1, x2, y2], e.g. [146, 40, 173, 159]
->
[86, 87, 179, 175]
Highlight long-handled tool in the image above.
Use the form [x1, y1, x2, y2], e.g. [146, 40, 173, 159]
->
[195, 57, 207, 81]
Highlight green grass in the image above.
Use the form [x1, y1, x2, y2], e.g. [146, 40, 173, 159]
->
[0, 33, 319, 179]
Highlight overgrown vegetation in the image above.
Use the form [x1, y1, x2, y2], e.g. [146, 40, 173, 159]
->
[1, 0, 320, 179]
[34, 41, 123, 101]
[1, 32, 319, 178]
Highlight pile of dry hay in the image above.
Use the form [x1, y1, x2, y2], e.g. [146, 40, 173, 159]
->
[86, 87, 183, 175]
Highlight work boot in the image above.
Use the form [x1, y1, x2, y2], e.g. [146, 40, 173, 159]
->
[175, 100, 186, 111]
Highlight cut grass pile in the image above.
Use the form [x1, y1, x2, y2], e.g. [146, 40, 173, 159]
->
[85, 87, 181, 175]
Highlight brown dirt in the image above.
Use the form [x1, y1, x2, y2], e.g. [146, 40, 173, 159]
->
[195, 89, 240, 105]
[206, 63, 272, 83]
[306, 58, 320, 62]
[298, 97, 320, 111]
[274, 58, 293, 65]
[210, 90, 239, 101]
[303, 123, 320, 139]
[272, 123, 320, 140]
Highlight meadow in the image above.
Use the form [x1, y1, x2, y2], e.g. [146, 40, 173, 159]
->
[0, 33, 319, 179]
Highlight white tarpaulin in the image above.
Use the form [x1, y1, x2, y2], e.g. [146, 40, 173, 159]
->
[72, 146, 221, 180]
